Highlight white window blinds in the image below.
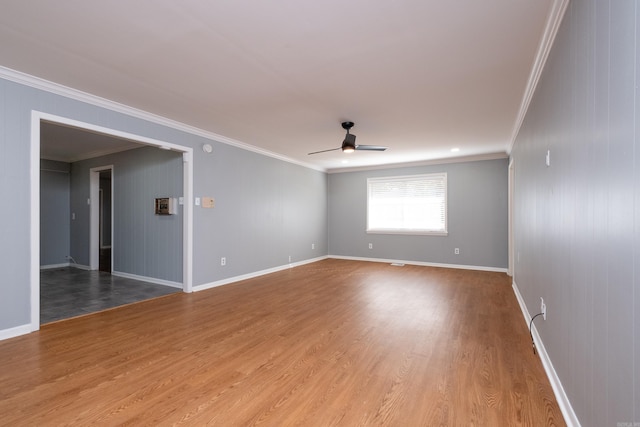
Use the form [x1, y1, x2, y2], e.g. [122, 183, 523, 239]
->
[367, 173, 447, 235]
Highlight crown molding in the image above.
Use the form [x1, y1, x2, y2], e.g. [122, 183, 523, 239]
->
[0, 66, 325, 172]
[508, 0, 570, 154]
[327, 152, 508, 174]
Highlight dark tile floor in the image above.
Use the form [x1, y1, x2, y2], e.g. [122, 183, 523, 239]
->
[40, 267, 181, 324]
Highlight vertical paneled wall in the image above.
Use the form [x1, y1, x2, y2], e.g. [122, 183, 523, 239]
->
[70, 147, 184, 283]
[192, 144, 328, 285]
[511, 0, 639, 425]
[328, 158, 508, 269]
[40, 159, 71, 267]
[0, 76, 328, 333]
[0, 81, 37, 328]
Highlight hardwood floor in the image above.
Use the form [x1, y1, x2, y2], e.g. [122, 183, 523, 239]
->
[0, 259, 565, 426]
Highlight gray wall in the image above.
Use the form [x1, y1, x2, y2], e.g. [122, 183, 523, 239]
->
[40, 159, 70, 266]
[511, 0, 639, 425]
[328, 158, 508, 269]
[0, 77, 328, 331]
[70, 146, 184, 282]
[194, 144, 328, 284]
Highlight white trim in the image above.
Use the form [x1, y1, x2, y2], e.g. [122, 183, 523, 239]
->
[328, 152, 508, 174]
[37, 112, 192, 152]
[511, 280, 580, 427]
[1, 66, 324, 172]
[183, 151, 194, 293]
[40, 263, 71, 270]
[508, 0, 570, 153]
[30, 112, 41, 331]
[507, 157, 514, 276]
[193, 256, 328, 293]
[329, 255, 508, 273]
[111, 271, 183, 289]
[366, 230, 448, 236]
[0, 324, 32, 342]
[3, 67, 514, 174]
[30, 111, 194, 335]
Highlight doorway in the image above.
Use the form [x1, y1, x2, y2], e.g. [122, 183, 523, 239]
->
[99, 169, 112, 272]
[90, 166, 114, 272]
[31, 111, 194, 330]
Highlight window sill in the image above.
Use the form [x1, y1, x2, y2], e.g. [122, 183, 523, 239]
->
[366, 229, 448, 236]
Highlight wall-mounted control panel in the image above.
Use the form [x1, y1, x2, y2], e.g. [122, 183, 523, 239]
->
[155, 197, 177, 215]
[201, 197, 215, 208]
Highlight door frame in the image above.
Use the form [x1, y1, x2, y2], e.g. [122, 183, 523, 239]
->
[508, 157, 514, 277]
[90, 165, 113, 271]
[30, 111, 194, 330]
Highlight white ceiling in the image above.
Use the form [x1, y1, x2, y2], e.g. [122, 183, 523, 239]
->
[1, 0, 556, 171]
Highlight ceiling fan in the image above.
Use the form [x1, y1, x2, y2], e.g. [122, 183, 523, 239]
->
[308, 121, 388, 155]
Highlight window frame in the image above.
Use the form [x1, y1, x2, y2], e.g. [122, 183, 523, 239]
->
[366, 172, 448, 236]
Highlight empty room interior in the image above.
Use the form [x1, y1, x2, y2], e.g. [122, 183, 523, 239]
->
[0, 1, 638, 426]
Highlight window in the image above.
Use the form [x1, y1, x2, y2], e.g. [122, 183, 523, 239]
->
[367, 173, 447, 235]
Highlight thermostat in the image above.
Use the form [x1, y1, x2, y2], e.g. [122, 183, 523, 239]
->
[155, 197, 177, 215]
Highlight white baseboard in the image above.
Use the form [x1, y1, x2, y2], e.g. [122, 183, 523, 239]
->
[0, 323, 33, 341]
[193, 256, 328, 293]
[329, 255, 508, 273]
[511, 280, 580, 427]
[40, 262, 71, 270]
[111, 271, 183, 289]
[192, 255, 502, 293]
[40, 263, 91, 270]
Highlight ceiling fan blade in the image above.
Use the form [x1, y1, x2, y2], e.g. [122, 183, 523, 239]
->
[308, 147, 341, 155]
[355, 145, 387, 151]
[309, 121, 388, 155]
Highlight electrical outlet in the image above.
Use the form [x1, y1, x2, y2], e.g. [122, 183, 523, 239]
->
[221, 257, 226, 266]
[288, 255, 292, 263]
[540, 297, 546, 320]
[311, 243, 315, 250]
[454, 248, 460, 255]
[368, 243, 373, 249]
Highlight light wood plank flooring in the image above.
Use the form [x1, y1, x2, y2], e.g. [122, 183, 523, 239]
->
[0, 259, 564, 426]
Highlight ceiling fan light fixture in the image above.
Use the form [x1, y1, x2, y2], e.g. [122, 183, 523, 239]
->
[307, 120, 387, 155]
[342, 132, 356, 153]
